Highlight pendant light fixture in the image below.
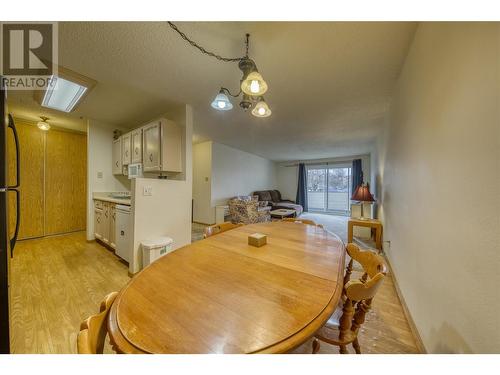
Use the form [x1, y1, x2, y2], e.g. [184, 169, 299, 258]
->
[251, 98, 272, 118]
[37, 116, 51, 131]
[168, 22, 272, 118]
[210, 89, 233, 110]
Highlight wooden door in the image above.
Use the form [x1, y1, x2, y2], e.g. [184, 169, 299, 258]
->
[142, 122, 161, 171]
[131, 129, 142, 164]
[45, 129, 87, 236]
[122, 132, 131, 166]
[7, 120, 45, 240]
[112, 138, 122, 175]
[109, 204, 116, 249]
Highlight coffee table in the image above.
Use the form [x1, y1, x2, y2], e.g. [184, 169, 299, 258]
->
[270, 208, 296, 219]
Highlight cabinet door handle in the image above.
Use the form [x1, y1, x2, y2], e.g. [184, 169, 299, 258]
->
[115, 161, 118, 167]
[125, 150, 129, 157]
[135, 147, 139, 155]
[149, 153, 153, 162]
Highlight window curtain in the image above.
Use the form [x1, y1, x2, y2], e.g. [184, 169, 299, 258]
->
[296, 163, 308, 212]
[351, 159, 363, 195]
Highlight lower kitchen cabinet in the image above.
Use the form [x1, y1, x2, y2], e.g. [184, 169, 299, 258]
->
[109, 204, 116, 249]
[94, 200, 116, 250]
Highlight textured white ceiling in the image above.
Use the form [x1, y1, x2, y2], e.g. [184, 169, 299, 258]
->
[8, 22, 417, 161]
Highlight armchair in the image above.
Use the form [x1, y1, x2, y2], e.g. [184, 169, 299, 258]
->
[228, 196, 271, 224]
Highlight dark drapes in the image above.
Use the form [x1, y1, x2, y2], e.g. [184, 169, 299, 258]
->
[296, 163, 308, 212]
[351, 159, 363, 195]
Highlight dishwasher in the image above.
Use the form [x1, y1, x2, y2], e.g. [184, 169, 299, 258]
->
[115, 204, 131, 262]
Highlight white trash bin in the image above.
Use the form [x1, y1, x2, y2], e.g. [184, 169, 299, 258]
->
[141, 236, 174, 268]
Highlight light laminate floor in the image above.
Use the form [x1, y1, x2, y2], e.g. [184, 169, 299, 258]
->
[11, 217, 420, 354]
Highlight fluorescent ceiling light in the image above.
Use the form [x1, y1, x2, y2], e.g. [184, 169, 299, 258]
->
[41, 76, 88, 113]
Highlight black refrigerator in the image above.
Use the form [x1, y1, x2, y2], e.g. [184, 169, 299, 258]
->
[0, 78, 21, 354]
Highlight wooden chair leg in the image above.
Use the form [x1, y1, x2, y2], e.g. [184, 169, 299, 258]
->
[339, 345, 348, 354]
[352, 338, 361, 354]
[312, 338, 321, 354]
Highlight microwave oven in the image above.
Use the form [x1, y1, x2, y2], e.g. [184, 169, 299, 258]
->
[127, 163, 143, 179]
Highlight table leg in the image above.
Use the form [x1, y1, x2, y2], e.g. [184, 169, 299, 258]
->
[375, 227, 382, 253]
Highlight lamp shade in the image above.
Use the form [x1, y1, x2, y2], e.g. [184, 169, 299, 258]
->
[251, 99, 272, 118]
[351, 184, 375, 202]
[241, 71, 268, 96]
[211, 91, 233, 111]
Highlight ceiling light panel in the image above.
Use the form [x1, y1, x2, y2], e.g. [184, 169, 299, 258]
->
[42, 76, 88, 113]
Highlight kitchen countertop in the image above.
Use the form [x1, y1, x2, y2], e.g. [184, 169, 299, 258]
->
[93, 192, 131, 206]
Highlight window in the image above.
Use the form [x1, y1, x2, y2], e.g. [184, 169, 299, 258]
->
[306, 164, 352, 215]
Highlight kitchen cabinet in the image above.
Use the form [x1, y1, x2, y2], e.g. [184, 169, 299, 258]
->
[101, 202, 111, 245]
[131, 128, 142, 164]
[94, 201, 103, 240]
[142, 118, 182, 173]
[142, 122, 161, 171]
[109, 204, 116, 249]
[94, 199, 116, 249]
[112, 138, 122, 175]
[122, 132, 132, 166]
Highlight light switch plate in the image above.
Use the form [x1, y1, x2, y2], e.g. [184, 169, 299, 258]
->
[143, 186, 153, 196]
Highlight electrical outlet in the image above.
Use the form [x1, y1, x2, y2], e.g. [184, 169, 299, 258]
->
[143, 186, 153, 196]
[97, 171, 103, 179]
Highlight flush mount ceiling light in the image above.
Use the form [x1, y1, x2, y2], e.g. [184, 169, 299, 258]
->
[37, 116, 50, 131]
[35, 66, 97, 113]
[168, 22, 272, 118]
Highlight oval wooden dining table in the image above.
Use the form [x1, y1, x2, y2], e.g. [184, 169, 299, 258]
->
[107, 221, 346, 354]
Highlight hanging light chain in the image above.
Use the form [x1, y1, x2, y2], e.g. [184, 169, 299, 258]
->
[167, 22, 246, 62]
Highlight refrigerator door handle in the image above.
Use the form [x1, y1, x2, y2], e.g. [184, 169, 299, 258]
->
[7, 114, 21, 256]
[7, 114, 20, 189]
[9, 188, 20, 257]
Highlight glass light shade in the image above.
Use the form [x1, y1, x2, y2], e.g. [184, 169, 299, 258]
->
[37, 121, 50, 131]
[42, 76, 88, 113]
[211, 92, 233, 111]
[251, 100, 272, 118]
[241, 71, 268, 96]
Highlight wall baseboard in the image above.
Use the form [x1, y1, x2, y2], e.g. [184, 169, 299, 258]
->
[384, 254, 427, 354]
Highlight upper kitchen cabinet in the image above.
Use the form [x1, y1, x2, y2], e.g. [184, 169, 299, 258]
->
[122, 132, 132, 166]
[112, 138, 122, 175]
[131, 128, 142, 164]
[142, 118, 182, 173]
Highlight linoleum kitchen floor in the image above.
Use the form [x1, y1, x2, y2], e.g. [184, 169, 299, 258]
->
[11, 227, 420, 354]
[10, 232, 130, 353]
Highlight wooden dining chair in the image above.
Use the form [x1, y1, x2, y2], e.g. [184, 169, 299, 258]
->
[77, 292, 118, 354]
[282, 217, 324, 229]
[203, 222, 243, 238]
[312, 243, 387, 354]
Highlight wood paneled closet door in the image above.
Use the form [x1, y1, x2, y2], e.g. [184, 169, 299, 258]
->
[44, 129, 87, 236]
[8, 120, 45, 240]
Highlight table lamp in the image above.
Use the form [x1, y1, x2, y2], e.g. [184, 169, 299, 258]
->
[351, 183, 375, 220]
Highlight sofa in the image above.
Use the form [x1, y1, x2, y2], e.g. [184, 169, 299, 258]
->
[228, 196, 271, 224]
[253, 190, 304, 216]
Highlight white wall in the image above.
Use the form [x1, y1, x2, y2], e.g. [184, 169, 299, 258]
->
[210, 142, 278, 207]
[86, 120, 130, 240]
[130, 105, 193, 274]
[276, 154, 371, 207]
[192, 141, 213, 224]
[375, 22, 500, 353]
